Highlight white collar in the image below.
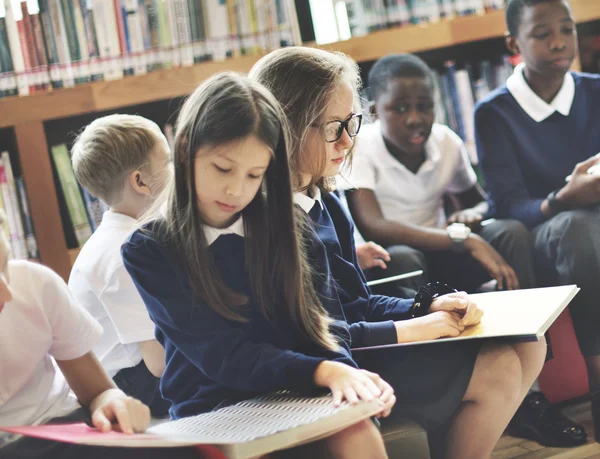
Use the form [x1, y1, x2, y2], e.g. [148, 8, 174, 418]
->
[506, 63, 575, 122]
[293, 186, 324, 214]
[203, 217, 245, 246]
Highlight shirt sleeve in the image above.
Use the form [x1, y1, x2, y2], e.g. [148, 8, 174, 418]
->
[122, 233, 327, 395]
[31, 264, 103, 361]
[340, 138, 378, 191]
[475, 103, 546, 228]
[446, 128, 478, 194]
[99, 264, 156, 344]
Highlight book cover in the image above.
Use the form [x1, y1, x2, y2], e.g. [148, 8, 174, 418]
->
[15, 177, 38, 259]
[4, 0, 28, 95]
[0, 393, 382, 459]
[81, 187, 108, 232]
[38, 0, 63, 89]
[0, 162, 23, 258]
[50, 143, 92, 247]
[1, 151, 27, 258]
[352, 285, 580, 351]
[48, 0, 76, 88]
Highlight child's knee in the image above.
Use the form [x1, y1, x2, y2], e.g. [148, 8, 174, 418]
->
[471, 344, 523, 402]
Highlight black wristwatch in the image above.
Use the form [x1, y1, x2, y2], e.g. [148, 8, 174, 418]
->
[411, 282, 458, 318]
[546, 188, 568, 217]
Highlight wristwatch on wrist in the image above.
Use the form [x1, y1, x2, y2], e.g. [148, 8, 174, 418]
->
[447, 222, 471, 252]
[546, 188, 568, 217]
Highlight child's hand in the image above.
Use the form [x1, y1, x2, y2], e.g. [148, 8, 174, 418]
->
[447, 208, 484, 231]
[89, 389, 151, 434]
[355, 242, 390, 270]
[465, 234, 519, 290]
[395, 311, 465, 343]
[314, 361, 392, 413]
[429, 291, 483, 327]
[558, 155, 600, 208]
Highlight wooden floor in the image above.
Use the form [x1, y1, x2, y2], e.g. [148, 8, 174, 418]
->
[492, 402, 599, 458]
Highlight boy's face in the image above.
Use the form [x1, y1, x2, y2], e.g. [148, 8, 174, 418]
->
[373, 76, 435, 157]
[508, 0, 577, 79]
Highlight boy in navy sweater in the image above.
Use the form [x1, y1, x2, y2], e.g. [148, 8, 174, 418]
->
[475, 0, 600, 445]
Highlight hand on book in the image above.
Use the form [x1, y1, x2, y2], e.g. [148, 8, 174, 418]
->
[430, 291, 483, 327]
[89, 389, 151, 435]
[396, 309, 475, 343]
[313, 362, 395, 417]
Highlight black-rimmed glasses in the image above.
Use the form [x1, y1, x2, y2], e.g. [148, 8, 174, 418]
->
[318, 113, 363, 143]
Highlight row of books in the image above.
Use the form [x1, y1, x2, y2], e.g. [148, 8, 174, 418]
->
[0, 151, 38, 260]
[430, 54, 519, 164]
[342, 0, 505, 35]
[0, 0, 301, 98]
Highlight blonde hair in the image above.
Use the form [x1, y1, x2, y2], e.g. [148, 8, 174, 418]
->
[71, 114, 165, 205]
[249, 47, 362, 192]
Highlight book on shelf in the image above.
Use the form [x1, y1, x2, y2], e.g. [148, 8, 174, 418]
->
[0, 0, 302, 99]
[0, 392, 382, 459]
[50, 143, 92, 248]
[0, 151, 38, 260]
[352, 285, 579, 351]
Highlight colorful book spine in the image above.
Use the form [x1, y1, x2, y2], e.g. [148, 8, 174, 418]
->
[1, 152, 28, 259]
[0, 0, 18, 98]
[51, 143, 92, 247]
[48, 0, 76, 88]
[15, 177, 38, 259]
[81, 187, 108, 232]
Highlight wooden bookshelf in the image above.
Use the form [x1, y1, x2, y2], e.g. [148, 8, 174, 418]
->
[1, 0, 598, 280]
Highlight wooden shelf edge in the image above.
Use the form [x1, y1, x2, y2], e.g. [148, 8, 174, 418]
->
[0, 0, 598, 127]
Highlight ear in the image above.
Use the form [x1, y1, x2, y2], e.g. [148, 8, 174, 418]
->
[129, 170, 151, 196]
[505, 32, 519, 55]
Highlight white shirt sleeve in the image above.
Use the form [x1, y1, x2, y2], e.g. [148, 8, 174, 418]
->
[99, 263, 156, 345]
[31, 264, 103, 361]
[446, 129, 478, 194]
[338, 137, 378, 191]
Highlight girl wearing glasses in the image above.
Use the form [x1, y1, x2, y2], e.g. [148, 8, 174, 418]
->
[250, 47, 547, 458]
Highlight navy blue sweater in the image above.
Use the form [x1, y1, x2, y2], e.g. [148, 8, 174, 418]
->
[122, 222, 356, 419]
[306, 193, 414, 348]
[475, 72, 600, 228]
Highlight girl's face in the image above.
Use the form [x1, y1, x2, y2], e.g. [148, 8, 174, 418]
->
[0, 234, 12, 315]
[193, 135, 271, 229]
[304, 81, 355, 185]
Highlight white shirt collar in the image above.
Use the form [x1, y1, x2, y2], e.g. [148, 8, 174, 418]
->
[506, 63, 575, 122]
[293, 186, 323, 214]
[203, 217, 245, 246]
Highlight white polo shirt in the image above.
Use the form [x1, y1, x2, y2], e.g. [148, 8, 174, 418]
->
[69, 211, 155, 378]
[340, 121, 477, 229]
[0, 260, 102, 445]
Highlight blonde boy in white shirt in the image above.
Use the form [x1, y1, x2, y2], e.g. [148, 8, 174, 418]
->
[68, 114, 171, 417]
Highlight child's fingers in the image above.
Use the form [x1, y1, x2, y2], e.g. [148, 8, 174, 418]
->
[127, 399, 151, 433]
[374, 258, 388, 270]
[332, 389, 343, 407]
[91, 409, 112, 433]
[111, 398, 134, 434]
[343, 387, 359, 405]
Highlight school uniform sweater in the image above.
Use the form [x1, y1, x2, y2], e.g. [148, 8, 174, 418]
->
[296, 191, 414, 348]
[475, 71, 600, 229]
[121, 222, 356, 419]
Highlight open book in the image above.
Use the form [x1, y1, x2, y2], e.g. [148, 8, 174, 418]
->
[0, 393, 381, 459]
[353, 285, 579, 352]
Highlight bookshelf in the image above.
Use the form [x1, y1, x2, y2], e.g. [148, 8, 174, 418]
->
[1, 0, 599, 281]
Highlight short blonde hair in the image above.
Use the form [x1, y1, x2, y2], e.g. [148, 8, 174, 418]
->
[249, 47, 362, 192]
[71, 114, 164, 205]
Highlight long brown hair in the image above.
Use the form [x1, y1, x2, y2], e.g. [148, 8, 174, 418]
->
[150, 72, 337, 351]
[249, 47, 362, 192]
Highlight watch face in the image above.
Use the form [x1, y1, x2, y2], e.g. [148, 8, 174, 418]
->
[448, 223, 471, 240]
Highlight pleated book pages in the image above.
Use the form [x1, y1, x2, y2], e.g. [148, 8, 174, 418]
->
[0, 392, 382, 459]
